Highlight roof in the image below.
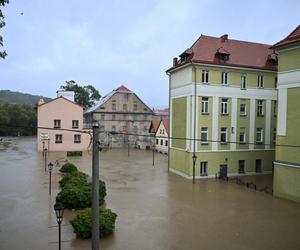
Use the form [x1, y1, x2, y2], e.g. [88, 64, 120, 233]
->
[37, 96, 83, 109]
[271, 24, 300, 49]
[168, 34, 277, 71]
[149, 119, 160, 133]
[161, 118, 169, 134]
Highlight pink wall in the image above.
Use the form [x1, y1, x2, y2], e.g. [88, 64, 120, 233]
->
[37, 97, 91, 152]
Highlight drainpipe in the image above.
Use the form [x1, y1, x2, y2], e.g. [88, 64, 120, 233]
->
[167, 72, 171, 173]
[192, 64, 197, 184]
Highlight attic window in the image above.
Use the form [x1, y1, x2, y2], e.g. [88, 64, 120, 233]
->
[267, 53, 278, 66]
[179, 49, 193, 63]
[216, 47, 230, 63]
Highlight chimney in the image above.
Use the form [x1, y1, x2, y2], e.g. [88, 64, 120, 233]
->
[173, 57, 178, 67]
[220, 34, 228, 42]
[56, 90, 75, 102]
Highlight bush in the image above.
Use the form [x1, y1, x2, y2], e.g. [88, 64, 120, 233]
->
[71, 208, 117, 238]
[59, 162, 78, 173]
[56, 171, 107, 209]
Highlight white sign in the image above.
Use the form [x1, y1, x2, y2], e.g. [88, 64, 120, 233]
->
[40, 132, 50, 140]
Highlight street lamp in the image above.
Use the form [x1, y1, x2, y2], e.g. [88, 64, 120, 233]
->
[44, 148, 48, 172]
[54, 202, 64, 250]
[48, 162, 53, 195]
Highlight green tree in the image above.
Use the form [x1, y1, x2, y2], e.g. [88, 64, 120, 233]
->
[0, 0, 9, 59]
[60, 80, 101, 108]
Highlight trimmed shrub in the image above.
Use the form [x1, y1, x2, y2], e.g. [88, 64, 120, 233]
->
[59, 171, 88, 188]
[59, 162, 78, 173]
[71, 208, 117, 238]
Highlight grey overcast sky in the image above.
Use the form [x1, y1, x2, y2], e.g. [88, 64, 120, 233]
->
[0, 0, 299, 108]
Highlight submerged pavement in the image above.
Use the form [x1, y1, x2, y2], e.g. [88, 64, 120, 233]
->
[0, 137, 300, 250]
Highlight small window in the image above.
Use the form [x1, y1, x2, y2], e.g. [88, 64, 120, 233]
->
[257, 100, 264, 116]
[123, 104, 127, 111]
[165, 140, 168, 146]
[54, 120, 61, 128]
[220, 127, 227, 143]
[55, 134, 62, 143]
[202, 70, 209, 83]
[273, 128, 276, 144]
[101, 114, 105, 120]
[133, 104, 138, 111]
[258, 75, 264, 88]
[239, 128, 246, 143]
[256, 159, 262, 173]
[112, 103, 116, 111]
[274, 77, 278, 88]
[256, 128, 263, 143]
[156, 139, 159, 145]
[238, 160, 245, 174]
[72, 120, 79, 129]
[144, 114, 147, 120]
[221, 98, 228, 115]
[112, 125, 116, 132]
[112, 114, 116, 121]
[201, 97, 209, 113]
[221, 72, 228, 85]
[240, 104, 246, 116]
[74, 134, 81, 143]
[201, 127, 208, 144]
[241, 75, 246, 89]
[200, 162, 208, 176]
[274, 101, 277, 117]
[160, 139, 163, 146]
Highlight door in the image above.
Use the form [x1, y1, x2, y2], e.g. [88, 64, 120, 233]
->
[219, 164, 228, 178]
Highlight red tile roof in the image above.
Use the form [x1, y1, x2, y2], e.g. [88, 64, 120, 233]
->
[115, 85, 132, 92]
[271, 24, 300, 49]
[161, 118, 169, 134]
[150, 119, 161, 133]
[168, 34, 277, 71]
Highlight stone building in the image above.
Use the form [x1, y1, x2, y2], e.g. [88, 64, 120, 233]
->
[84, 85, 154, 149]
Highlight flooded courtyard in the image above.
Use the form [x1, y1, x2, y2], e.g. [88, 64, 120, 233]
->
[0, 137, 300, 250]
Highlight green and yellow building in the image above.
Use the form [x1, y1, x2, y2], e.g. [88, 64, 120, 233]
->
[271, 25, 300, 202]
[166, 34, 278, 180]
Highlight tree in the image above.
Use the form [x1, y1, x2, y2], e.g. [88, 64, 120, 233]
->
[60, 80, 101, 108]
[0, 0, 9, 59]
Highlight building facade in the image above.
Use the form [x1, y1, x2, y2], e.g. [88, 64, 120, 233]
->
[37, 91, 91, 152]
[84, 85, 154, 149]
[167, 34, 278, 179]
[154, 118, 169, 154]
[272, 25, 300, 202]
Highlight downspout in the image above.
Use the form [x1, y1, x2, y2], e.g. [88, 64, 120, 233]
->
[192, 64, 197, 184]
[167, 72, 171, 173]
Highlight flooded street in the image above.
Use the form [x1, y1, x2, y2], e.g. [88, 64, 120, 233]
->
[0, 137, 300, 250]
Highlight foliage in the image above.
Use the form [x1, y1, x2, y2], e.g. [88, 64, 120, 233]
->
[59, 162, 78, 173]
[71, 208, 117, 238]
[0, 103, 36, 136]
[0, 90, 51, 105]
[0, 0, 9, 59]
[60, 80, 101, 108]
[67, 151, 83, 157]
[56, 170, 106, 209]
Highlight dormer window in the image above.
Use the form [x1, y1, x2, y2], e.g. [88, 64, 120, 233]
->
[267, 52, 278, 66]
[179, 49, 193, 63]
[216, 47, 230, 63]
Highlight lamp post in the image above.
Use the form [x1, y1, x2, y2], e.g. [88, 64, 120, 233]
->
[42, 141, 45, 158]
[54, 202, 64, 250]
[48, 162, 53, 195]
[44, 148, 48, 172]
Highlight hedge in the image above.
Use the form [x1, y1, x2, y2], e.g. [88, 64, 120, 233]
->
[59, 162, 78, 173]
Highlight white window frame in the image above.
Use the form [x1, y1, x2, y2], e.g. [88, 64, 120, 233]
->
[54, 119, 61, 128]
[55, 134, 62, 143]
[201, 97, 209, 114]
[202, 70, 209, 84]
[258, 75, 264, 88]
[256, 128, 263, 143]
[200, 161, 208, 176]
[201, 127, 208, 144]
[240, 103, 246, 116]
[241, 75, 246, 89]
[221, 98, 228, 115]
[220, 127, 227, 143]
[257, 100, 264, 116]
[72, 120, 79, 129]
[221, 72, 228, 85]
[74, 134, 81, 143]
[239, 128, 246, 143]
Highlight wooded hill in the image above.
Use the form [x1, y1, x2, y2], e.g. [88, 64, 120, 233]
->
[0, 90, 51, 105]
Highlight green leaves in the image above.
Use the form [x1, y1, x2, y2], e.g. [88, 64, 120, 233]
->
[0, 0, 8, 59]
[59, 162, 78, 173]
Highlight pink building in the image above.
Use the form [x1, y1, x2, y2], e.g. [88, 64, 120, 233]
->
[37, 91, 91, 152]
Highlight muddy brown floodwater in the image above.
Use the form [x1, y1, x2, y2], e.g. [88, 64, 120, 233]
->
[0, 137, 300, 250]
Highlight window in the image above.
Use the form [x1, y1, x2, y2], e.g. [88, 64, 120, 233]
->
[221, 98, 228, 115]
[273, 128, 276, 144]
[72, 120, 79, 128]
[55, 134, 62, 143]
[112, 125, 116, 132]
[256, 159, 262, 173]
[133, 104, 138, 111]
[274, 101, 277, 117]
[221, 72, 228, 85]
[238, 160, 245, 174]
[156, 139, 159, 145]
[101, 114, 105, 120]
[165, 140, 168, 146]
[112, 114, 116, 121]
[274, 77, 278, 88]
[200, 162, 208, 176]
[202, 70, 209, 83]
[144, 114, 147, 120]
[258, 75, 264, 88]
[257, 100, 264, 116]
[123, 104, 127, 111]
[240, 103, 246, 116]
[241, 75, 246, 89]
[160, 139, 163, 145]
[112, 103, 116, 111]
[54, 120, 61, 128]
[201, 97, 209, 113]
[124, 93, 129, 101]
[201, 127, 208, 144]
[239, 128, 246, 143]
[220, 127, 227, 143]
[74, 134, 81, 143]
[256, 128, 263, 143]
[144, 126, 148, 131]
